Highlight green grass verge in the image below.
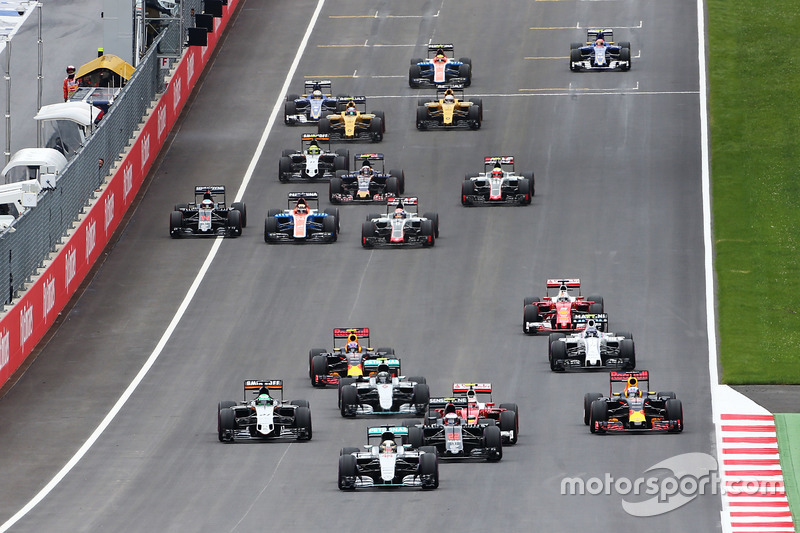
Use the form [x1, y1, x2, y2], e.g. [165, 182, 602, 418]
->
[774, 414, 800, 525]
[710, 1, 800, 383]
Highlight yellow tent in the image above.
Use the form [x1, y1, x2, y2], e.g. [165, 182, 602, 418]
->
[75, 54, 135, 88]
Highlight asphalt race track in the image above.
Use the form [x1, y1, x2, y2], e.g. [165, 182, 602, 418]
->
[0, 0, 721, 530]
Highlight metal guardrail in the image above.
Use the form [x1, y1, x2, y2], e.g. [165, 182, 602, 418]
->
[0, 0, 206, 304]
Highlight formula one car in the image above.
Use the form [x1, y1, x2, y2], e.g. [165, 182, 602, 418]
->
[584, 371, 683, 434]
[361, 197, 439, 248]
[416, 86, 481, 130]
[264, 192, 339, 243]
[329, 153, 405, 204]
[217, 380, 312, 442]
[405, 397, 503, 461]
[523, 279, 607, 335]
[548, 319, 635, 371]
[338, 425, 439, 490]
[570, 29, 631, 72]
[319, 97, 384, 142]
[278, 134, 349, 182]
[409, 43, 472, 87]
[284, 80, 340, 124]
[170, 185, 246, 238]
[308, 327, 398, 387]
[339, 365, 429, 417]
[462, 156, 534, 206]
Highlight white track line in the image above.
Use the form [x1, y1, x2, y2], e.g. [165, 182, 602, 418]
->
[0, 0, 327, 529]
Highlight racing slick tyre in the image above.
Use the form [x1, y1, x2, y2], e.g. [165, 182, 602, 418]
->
[281, 149, 296, 158]
[416, 106, 428, 130]
[340, 385, 358, 417]
[586, 295, 604, 311]
[657, 391, 677, 400]
[219, 400, 236, 410]
[169, 211, 183, 238]
[308, 348, 326, 380]
[386, 177, 400, 196]
[588, 303, 603, 316]
[522, 172, 535, 197]
[226, 209, 243, 237]
[293, 406, 313, 440]
[570, 48, 582, 71]
[419, 452, 439, 489]
[570, 42, 582, 50]
[370, 110, 386, 132]
[420, 446, 438, 457]
[458, 57, 472, 67]
[410, 57, 424, 65]
[366, 213, 380, 222]
[483, 425, 503, 462]
[375, 347, 395, 356]
[311, 355, 328, 387]
[329, 177, 343, 203]
[318, 117, 331, 134]
[665, 398, 684, 432]
[361, 222, 375, 248]
[406, 376, 426, 385]
[338, 378, 355, 406]
[286, 94, 299, 101]
[518, 178, 532, 205]
[231, 202, 247, 228]
[619, 339, 636, 369]
[583, 393, 603, 425]
[389, 169, 405, 194]
[548, 332, 566, 350]
[340, 447, 359, 456]
[291, 400, 310, 408]
[589, 400, 608, 434]
[267, 209, 282, 218]
[420, 220, 435, 247]
[524, 296, 541, 307]
[369, 117, 383, 142]
[549, 341, 567, 371]
[408, 64, 422, 87]
[467, 105, 481, 130]
[499, 407, 519, 445]
[218, 406, 236, 442]
[417, 98, 430, 106]
[468, 98, 483, 120]
[323, 207, 340, 232]
[615, 331, 634, 340]
[333, 155, 348, 172]
[408, 426, 425, 448]
[338, 454, 357, 490]
[412, 383, 430, 413]
[174, 203, 188, 211]
[619, 47, 631, 71]
[461, 180, 475, 206]
[335, 147, 350, 159]
[284, 100, 297, 124]
[458, 63, 471, 86]
[422, 212, 440, 238]
[618, 41, 631, 50]
[264, 216, 278, 244]
[523, 305, 542, 334]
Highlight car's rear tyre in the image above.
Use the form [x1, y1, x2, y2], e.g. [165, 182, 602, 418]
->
[522, 172, 535, 197]
[665, 398, 683, 432]
[231, 202, 247, 228]
[338, 454, 357, 490]
[524, 296, 541, 307]
[570, 48, 582, 71]
[335, 148, 349, 159]
[329, 177, 343, 203]
[284, 101, 297, 124]
[308, 348, 326, 379]
[375, 346, 395, 356]
[458, 63, 471, 86]
[615, 331, 634, 340]
[499, 407, 519, 444]
[323, 216, 337, 242]
[169, 211, 183, 238]
[408, 64, 422, 87]
[294, 406, 312, 440]
[619, 47, 631, 71]
[548, 332, 566, 349]
[311, 355, 327, 387]
[570, 42, 582, 50]
[619, 339, 636, 369]
[413, 383, 430, 411]
[323, 207, 340, 232]
[386, 177, 400, 196]
[340, 385, 358, 417]
[226, 209, 242, 237]
[361, 222, 375, 248]
[420, 220, 435, 247]
[589, 400, 608, 434]
[523, 305, 542, 334]
[218, 406, 236, 442]
[340, 447, 359, 456]
[517, 178, 531, 205]
[406, 376, 426, 385]
[264, 216, 278, 244]
[388, 169, 405, 194]
[586, 295, 604, 311]
[468, 98, 483, 120]
[422, 212, 440, 238]
[370, 110, 386, 132]
[550, 340, 567, 371]
[318, 117, 331, 134]
[333, 155, 347, 172]
[419, 451, 439, 489]
[290, 399, 310, 408]
[583, 393, 603, 425]
[416, 106, 428, 130]
[461, 180, 475, 206]
[408, 425, 425, 448]
[483, 425, 503, 462]
[468, 105, 481, 130]
[657, 391, 677, 400]
[337, 378, 355, 406]
[369, 117, 383, 142]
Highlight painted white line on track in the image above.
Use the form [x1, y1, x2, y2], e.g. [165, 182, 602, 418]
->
[0, 0, 328, 530]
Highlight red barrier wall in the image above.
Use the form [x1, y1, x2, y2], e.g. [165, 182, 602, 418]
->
[0, 0, 240, 386]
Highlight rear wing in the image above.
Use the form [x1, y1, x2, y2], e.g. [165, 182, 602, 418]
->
[386, 197, 419, 214]
[609, 370, 649, 395]
[367, 425, 409, 445]
[303, 79, 332, 94]
[587, 29, 614, 43]
[333, 327, 370, 348]
[301, 133, 331, 150]
[427, 43, 454, 57]
[355, 153, 384, 161]
[429, 396, 469, 409]
[546, 278, 581, 289]
[484, 156, 515, 172]
[363, 358, 401, 376]
[243, 379, 284, 401]
[436, 86, 465, 100]
[287, 191, 320, 209]
[574, 314, 608, 325]
[338, 96, 367, 112]
[453, 383, 492, 394]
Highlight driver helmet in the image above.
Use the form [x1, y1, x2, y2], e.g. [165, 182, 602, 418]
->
[256, 393, 273, 406]
[393, 207, 405, 219]
[359, 165, 373, 177]
[584, 325, 599, 337]
[66, 65, 76, 75]
[346, 106, 357, 116]
[467, 389, 477, 402]
[491, 167, 503, 179]
[307, 143, 320, 156]
[376, 371, 391, 384]
[625, 386, 641, 398]
[200, 198, 214, 209]
[595, 38, 605, 46]
[346, 341, 360, 353]
[312, 89, 323, 99]
[380, 439, 397, 453]
[444, 412, 459, 425]
[444, 94, 455, 104]
[295, 199, 308, 214]
[557, 291, 570, 302]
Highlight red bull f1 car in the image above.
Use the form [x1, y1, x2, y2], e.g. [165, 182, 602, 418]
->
[217, 380, 312, 442]
[308, 327, 397, 387]
[170, 186, 247, 238]
[523, 278, 607, 335]
[548, 319, 635, 371]
[462, 156, 534, 206]
[361, 197, 439, 248]
[570, 29, 631, 72]
[409, 43, 472, 87]
[278, 134, 349, 182]
[329, 153, 406, 204]
[584, 371, 684, 434]
[264, 192, 339, 243]
[338, 425, 439, 490]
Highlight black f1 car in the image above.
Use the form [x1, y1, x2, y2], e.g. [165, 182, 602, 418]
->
[361, 197, 439, 248]
[570, 29, 631, 71]
[584, 371, 684, 434]
[338, 425, 439, 490]
[329, 153, 405, 204]
[308, 327, 397, 387]
[217, 380, 312, 442]
[264, 192, 339, 243]
[279, 134, 349, 182]
[170, 186, 247, 238]
[462, 156, 534, 206]
[409, 43, 472, 87]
